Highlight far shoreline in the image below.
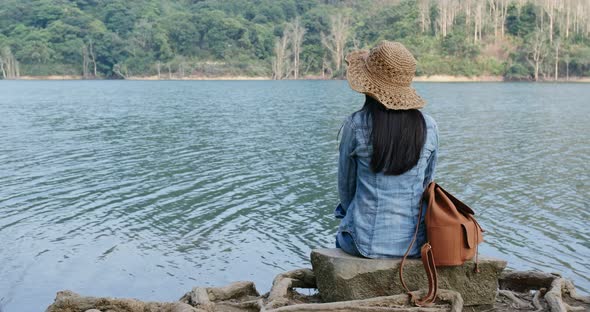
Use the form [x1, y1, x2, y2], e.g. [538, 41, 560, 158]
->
[5, 74, 590, 83]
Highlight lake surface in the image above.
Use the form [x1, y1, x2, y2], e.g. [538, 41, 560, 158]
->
[0, 80, 588, 311]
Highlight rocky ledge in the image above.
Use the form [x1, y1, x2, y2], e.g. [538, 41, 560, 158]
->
[45, 249, 590, 312]
[311, 248, 507, 306]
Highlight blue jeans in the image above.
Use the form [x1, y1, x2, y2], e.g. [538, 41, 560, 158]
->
[335, 232, 364, 257]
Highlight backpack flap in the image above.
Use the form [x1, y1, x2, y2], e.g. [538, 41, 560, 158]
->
[461, 223, 476, 249]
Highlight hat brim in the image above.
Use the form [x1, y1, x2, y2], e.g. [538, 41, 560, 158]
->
[345, 50, 426, 110]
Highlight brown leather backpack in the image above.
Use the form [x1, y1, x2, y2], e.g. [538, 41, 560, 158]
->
[399, 182, 484, 306]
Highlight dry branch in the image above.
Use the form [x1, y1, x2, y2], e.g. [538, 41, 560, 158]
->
[498, 289, 532, 309]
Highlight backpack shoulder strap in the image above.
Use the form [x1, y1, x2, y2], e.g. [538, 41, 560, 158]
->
[399, 182, 438, 306]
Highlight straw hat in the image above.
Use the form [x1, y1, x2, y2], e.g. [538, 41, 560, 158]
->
[345, 41, 425, 110]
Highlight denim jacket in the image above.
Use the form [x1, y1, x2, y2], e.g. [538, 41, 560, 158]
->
[335, 110, 438, 258]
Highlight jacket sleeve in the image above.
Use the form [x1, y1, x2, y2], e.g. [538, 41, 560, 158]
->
[335, 119, 357, 219]
[424, 148, 437, 185]
[424, 121, 439, 186]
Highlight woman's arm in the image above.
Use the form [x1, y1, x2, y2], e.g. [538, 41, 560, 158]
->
[336, 119, 357, 219]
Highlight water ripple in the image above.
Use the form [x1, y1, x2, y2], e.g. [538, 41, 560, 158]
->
[0, 80, 588, 312]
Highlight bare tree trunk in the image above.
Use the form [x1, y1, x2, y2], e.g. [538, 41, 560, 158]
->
[322, 54, 326, 79]
[554, 39, 559, 81]
[331, 13, 349, 72]
[0, 59, 5, 79]
[321, 13, 350, 76]
[88, 41, 97, 77]
[156, 61, 161, 79]
[527, 29, 547, 82]
[465, 0, 471, 29]
[272, 31, 289, 80]
[565, 1, 570, 38]
[474, 12, 478, 42]
[351, 37, 361, 50]
[539, 0, 547, 29]
[574, 2, 581, 34]
[501, 0, 508, 38]
[82, 46, 89, 79]
[289, 17, 306, 80]
[113, 64, 128, 79]
[0, 48, 16, 79]
[489, 0, 499, 40]
[439, 0, 448, 37]
[474, 3, 483, 42]
[545, 0, 556, 43]
[419, 0, 429, 33]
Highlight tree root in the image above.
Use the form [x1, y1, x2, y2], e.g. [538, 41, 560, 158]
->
[260, 269, 462, 312]
[44, 268, 590, 312]
[264, 268, 316, 310]
[543, 277, 590, 312]
[532, 288, 546, 312]
[178, 281, 260, 311]
[45, 290, 200, 312]
[564, 303, 586, 311]
[499, 270, 561, 293]
[498, 289, 532, 309]
[265, 289, 463, 312]
[545, 278, 569, 312]
[500, 271, 590, 312]
[563, 279, 590, 304]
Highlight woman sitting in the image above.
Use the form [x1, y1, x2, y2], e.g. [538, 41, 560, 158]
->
[335, 41, 439, 258]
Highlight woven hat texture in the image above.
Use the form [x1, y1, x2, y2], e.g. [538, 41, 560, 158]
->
[345, 41, 425, 110]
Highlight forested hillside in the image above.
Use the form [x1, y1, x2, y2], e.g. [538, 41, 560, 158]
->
[0, 0, 589, 80]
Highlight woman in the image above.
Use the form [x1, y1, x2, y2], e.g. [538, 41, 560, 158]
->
[335, 41, 439, 258]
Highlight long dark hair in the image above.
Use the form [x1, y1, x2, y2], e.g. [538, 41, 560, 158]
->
[362, 95, 426, 175]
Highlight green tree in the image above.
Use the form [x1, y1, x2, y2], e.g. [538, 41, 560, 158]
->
[506, 3, 537, 38]
[102, 2, 136, 36]
[0, 0, 588, 79]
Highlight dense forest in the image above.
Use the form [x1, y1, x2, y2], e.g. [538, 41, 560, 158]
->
[0, 0, 589, 80]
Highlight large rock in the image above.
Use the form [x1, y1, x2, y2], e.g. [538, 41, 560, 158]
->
[310, 248, 507, 307]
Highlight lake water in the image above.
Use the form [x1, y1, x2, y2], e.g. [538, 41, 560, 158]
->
[0, 80, 588, 311]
